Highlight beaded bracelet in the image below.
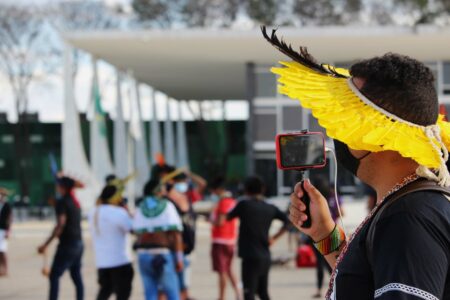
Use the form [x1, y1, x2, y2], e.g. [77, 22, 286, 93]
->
[314, 225, 346, 256]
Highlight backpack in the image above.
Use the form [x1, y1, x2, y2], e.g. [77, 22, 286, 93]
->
[181, 207, 197, 255]
[296, 244, 317, 268]
[365, 179, 450, 267]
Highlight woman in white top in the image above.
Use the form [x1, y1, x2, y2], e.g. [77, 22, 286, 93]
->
[88, 185, 133, 300]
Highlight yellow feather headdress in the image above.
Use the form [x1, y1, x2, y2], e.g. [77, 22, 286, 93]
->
[261, 26, 450, 186]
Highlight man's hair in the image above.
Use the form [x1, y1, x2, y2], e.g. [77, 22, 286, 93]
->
[173, 172, 187, 182]
[209, 176, 226, 190]
[57, 176, 75, 190]
[244, 176, 265, 195]
[150, 164, 175, 180]
[105, 174, 116, 184]
[143, 179, 160, 196]
[350, 53, 438, 126]
[99, 185, 117, 204]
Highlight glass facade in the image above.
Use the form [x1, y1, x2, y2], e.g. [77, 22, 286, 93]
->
[255, 71, 277, 98]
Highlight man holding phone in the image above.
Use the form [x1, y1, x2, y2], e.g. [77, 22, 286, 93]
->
[263, 27, 450, 300]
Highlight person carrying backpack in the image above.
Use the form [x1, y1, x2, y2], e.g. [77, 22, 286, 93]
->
[263, 27, 450, 300]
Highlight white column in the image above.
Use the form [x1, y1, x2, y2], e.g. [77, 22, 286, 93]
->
[63, 44, 100, 210]
[164, 96, 176, 165]
[176, 100, 189, 168]
[133, 81, 150, 194]
[114, 70, 128, 178]
[150, 89, 162, 164]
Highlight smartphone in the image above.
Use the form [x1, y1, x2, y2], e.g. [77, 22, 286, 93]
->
[275, 131, 326, 171]
[275, 131, 326, 229]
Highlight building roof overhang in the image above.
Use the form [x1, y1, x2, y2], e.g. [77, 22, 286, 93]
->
[64, 25, 450, 99]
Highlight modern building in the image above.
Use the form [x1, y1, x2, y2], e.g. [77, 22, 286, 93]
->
[64, 25, 450, 196]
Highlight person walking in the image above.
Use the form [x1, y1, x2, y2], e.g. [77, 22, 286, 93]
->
[156, 165, 202, 300]
[209, 176, 241, 300]
[263, 27, 450, 299]
[133, 179, 184, 300]
[38, 176, 84, 300]
[0, 188, 12, 276]
[88, 184, 134, 300]
[227, 176, 289, 300]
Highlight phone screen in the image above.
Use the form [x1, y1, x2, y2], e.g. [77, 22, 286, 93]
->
[278, 134, 325, 169]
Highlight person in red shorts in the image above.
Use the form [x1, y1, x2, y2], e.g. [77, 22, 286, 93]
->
[209, 176, 241, 300]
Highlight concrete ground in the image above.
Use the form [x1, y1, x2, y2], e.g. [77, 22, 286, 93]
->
[0, 198, 367, 300]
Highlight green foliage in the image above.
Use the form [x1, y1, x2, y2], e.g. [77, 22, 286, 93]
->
[181, 0, 239, 27]
[293, 0, 342, 25]
[246, 0, 278, 25]
[129, 0, 450, 28]
[131, 0, 177, 27]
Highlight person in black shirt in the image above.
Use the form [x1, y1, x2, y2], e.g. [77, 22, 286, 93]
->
[0, 188, 12, 276]
[227, 176, 289, 300]
[281, 53, 450, 300]
[38, 176, 84, 300]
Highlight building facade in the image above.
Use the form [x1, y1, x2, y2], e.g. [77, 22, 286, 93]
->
[250, 61, 450, 196]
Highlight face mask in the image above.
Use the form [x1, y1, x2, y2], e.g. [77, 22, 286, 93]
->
[333, 139, 371, 176]
[174, 182, 189, 194]
[210, 194, 220, 203]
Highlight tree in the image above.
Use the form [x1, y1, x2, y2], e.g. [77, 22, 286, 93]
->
[0, 4, 58, 201]
[246, 0, 279, 25]
[395, 0, 450, 25]
[131, 0, 181, 28]
[54, 0, 121, 80]
[291, 0, 363, 26]
[292, 0, 343, 25]
[181, 0, 239, 27]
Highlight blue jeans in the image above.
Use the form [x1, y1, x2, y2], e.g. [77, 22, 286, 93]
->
[138, 252, 180, 300]
[49, 240, 84, 300]
[174, 254, 190, 291]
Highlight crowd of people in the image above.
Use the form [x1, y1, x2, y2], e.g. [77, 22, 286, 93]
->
[26, 160, 311, 300]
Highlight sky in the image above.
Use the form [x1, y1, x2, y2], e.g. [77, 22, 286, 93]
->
[0, 0, 247, 123]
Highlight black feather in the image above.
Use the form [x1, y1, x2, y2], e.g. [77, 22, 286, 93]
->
[261, 26, 348, 78]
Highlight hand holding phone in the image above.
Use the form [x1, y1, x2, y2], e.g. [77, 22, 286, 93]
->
[299, 180, 311, 228]
[276, 131, 326, 228]
[290, 179, 335, 241]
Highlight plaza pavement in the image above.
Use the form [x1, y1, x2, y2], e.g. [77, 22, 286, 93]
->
[0, 198, 367, 300]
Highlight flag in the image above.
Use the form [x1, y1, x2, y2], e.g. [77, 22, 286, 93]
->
[90, 58, 114, 184]
[94, 84, 107, 137]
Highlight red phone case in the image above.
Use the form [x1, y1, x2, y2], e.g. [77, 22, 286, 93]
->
[275, 132, 327, 171]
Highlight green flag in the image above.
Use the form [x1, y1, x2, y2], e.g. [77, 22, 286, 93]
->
[94, 84, 107, 137]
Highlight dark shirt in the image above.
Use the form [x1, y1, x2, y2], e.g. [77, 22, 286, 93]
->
[333, 191, 450, 300]
[55, 195, 82, 245]
[0, 202, 11, 230]
[227, 197, 289, 260]
[168, 198, 197, 254]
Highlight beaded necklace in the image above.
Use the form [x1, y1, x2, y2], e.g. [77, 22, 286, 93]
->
[325, 173, 420, 300]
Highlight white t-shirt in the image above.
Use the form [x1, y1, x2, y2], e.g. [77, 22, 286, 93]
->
[133, 197, 182, 233]
[88, 205, 132, 269]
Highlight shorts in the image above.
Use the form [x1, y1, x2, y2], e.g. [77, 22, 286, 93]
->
[211, 243, 235, 273]
[0, 230, 8, 252]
